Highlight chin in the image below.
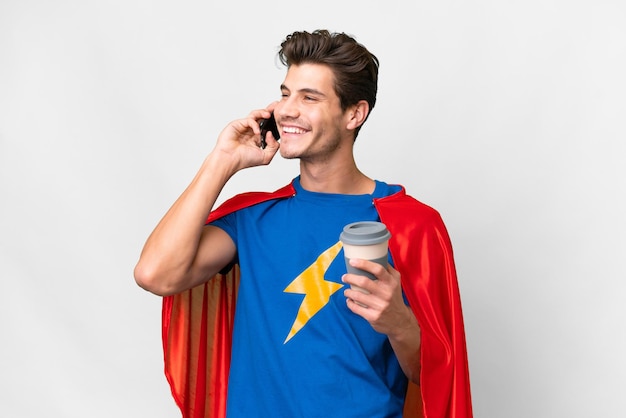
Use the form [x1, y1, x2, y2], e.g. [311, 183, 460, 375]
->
[278, 143, 301, 159]
[278, 149, 299, 160]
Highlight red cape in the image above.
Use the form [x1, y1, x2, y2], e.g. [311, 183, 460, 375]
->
[162, 182, 473, 417]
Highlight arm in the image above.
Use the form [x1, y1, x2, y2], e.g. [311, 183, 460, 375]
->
[342, 259, 421, 383]
[134, 106, 280, 296]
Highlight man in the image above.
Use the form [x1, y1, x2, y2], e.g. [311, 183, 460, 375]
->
[135, 30, 472, 417]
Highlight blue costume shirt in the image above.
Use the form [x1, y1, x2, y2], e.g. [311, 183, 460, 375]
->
[210, 177, 407, 417]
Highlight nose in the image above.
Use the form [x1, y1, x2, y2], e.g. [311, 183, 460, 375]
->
[275, 96, 299, 121]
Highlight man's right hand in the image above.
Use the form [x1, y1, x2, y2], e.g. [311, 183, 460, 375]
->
[212, 105, 281, 174]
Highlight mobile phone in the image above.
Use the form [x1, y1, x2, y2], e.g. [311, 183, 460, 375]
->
[259, 112, 280, 149]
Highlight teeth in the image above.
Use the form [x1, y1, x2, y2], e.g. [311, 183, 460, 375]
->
[283, 126, 306, 134]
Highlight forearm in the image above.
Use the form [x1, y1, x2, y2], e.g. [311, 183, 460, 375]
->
[134, 153, 237, 294]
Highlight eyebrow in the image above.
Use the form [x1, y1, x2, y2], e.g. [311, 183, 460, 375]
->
[280, 84, 327, 97]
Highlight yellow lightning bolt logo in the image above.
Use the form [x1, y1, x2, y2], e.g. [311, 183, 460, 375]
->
[283, 241, 344, 343]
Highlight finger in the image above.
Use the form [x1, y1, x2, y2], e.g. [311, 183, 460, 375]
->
[263, 131, 280, 150]
[341, 272, 374, 293]
[345, 292, 371, 311]
[240, 109, 273, 136]
[348, 258, 389, 281]
[259, 140, 280, 164]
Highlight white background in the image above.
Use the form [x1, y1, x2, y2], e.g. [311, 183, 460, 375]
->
[1, 1, 625, 417]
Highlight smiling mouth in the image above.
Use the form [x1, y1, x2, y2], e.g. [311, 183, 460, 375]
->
[282, 126, 308, 135]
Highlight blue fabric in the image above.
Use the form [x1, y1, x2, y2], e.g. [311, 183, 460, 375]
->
[211, 177, 407, 417]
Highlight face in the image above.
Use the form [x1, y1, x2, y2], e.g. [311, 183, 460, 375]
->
[274, 63, 352, 161]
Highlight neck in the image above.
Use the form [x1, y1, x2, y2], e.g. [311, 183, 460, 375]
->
[298, 158, 375, 195]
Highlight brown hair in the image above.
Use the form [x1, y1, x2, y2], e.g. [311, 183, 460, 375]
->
[278, 30, 379, 138]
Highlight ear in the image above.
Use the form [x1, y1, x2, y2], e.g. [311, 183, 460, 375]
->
[345, 100, 370, 130]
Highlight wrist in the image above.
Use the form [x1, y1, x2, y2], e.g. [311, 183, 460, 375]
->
[388, 306, 420, 342]
[202, 151, 240, 180]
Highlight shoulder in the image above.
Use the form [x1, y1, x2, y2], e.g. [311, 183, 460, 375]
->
[207, 183, 295, 223]
[374, 185, 443, 224]
[376, 186, 456, 264]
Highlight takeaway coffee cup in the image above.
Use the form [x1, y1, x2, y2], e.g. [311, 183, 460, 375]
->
[340, 221, 391, 292]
